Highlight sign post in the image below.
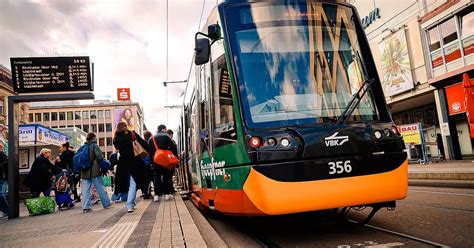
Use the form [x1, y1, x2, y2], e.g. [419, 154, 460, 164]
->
[8, 56, 95, 219]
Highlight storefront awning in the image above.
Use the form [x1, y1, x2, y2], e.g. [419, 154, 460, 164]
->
[19, 124, 70, 147]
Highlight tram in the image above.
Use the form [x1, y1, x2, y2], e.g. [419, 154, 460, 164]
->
[176, 0, 408, 218]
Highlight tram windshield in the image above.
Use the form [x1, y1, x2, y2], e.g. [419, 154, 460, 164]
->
[225, 2, 379, 129]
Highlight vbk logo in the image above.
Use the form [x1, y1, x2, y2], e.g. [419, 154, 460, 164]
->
[325, 132, 349, 147]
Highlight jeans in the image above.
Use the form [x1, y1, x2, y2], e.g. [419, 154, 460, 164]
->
[111, 193, 128, 202]
[126, 176, 137, 210]
[81, 176, 111, 210]
[0, 180, 7, 215]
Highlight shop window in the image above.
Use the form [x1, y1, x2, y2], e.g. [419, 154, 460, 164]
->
[74, 111, 81, 120]
[98, 110, 104, 119]
[29, 113, 33, 122]
[424, 107, 437, 126]
[461, 11, 474, 57]
[59, 112, 65, 121]
[51, 112, 58, 121]
[99, 138, 105, 146]
[82, 111, 89, 120]
[67, 111, 73, 121]
[34, 113, 41, 122]
[440, 18, 458, 45]
[99, 124, 104, 132]
[43, 113, 50, 122]
[106, 137, 113, 146]
[105, 110, 111, 119]
[428, 27, 441, 52]
[106, 123, 112, 132]
[90, 110, 97, 119]
[402, 112, 412, 124]
[83, 125, 89, 133]
[413, 109, 424, 123]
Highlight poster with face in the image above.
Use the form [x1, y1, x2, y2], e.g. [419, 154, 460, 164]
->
[114, 108, 135, 131]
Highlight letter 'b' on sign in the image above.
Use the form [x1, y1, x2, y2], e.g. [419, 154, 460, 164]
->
[117, 88, 131, 101]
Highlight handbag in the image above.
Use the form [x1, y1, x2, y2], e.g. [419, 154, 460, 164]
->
[152, 136, 179, 170]
[102, 176, 112, 187]
[131, 132, 148, 157]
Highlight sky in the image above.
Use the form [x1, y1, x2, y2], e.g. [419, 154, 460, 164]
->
[0, 0, 216, 131]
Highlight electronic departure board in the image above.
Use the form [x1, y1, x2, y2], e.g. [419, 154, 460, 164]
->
[10, 56, 93, 93]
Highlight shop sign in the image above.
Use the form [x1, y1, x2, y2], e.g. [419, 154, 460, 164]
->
[445, 83, 466, 115]
[117, 88, 131, 101]
[431, 50, 443, 68]
[361, 8, 381, 29]
[378, 29, 414, 97]
[462, 35, 474, 56]
[398, 123, 422, 145]
[10, 56, 92, 94]
[19, 125, 35, 143]
[444, 42, 462, 63]
[36, 126, 69, 147]
[441, 122, 450, 136]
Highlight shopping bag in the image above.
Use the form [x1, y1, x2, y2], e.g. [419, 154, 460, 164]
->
[103, 176, 112, 187]
[25, 197, 55, 216]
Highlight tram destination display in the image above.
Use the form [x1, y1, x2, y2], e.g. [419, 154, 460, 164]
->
[10, 56, 92, 93]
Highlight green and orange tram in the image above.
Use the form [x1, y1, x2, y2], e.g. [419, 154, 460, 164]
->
[176, 0, 408, 219]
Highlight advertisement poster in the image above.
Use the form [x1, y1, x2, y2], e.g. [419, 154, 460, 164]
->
[398, 123, 422, 145]
[36, 126, 69, 146]
[114, 108, 135, 131]
[19, 149, 29, 169]
[378, 29, 414, 97]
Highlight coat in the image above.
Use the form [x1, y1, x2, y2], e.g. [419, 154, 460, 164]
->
[25, 155, 56, 193]
[113, 131, 150, 193]
[56, 149, 74, 171]
[80, 140, 103, 179]
[148, 131, 178, 163]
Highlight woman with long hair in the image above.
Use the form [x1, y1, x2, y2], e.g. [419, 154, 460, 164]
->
[113, 121, 150, 212]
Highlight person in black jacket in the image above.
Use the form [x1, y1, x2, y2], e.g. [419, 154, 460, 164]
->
[113, 121, 150, 212]
[0, 143, 8, 218]
[25, 148, 60, 198]
[148, 124, 177, 202]
[55, 142, 80, 202]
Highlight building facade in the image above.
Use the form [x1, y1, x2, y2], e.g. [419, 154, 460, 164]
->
[28, 100, 145, 158]
[352, 0, 472, 160]
[0, 64, 29, 125]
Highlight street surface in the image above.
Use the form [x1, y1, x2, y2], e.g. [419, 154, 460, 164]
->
[191, 186, 474, 247]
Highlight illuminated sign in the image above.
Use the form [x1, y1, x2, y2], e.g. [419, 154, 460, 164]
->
[362, 8, 380, 29]
[117, 88, 131, 101]
[10, 56, 92, 93]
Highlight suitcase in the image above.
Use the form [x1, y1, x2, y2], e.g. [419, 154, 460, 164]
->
[55, 189, 75, 211]
[25, 197, 55, 216]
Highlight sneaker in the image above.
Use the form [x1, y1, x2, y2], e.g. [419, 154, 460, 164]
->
[83, 209, 92, 213]
[1, 213, 8, 219]
[105, 201, 115, 209]
[127, 208, 134, 213]
[164, 194, 170, 200]
[168, 194, 174, 200]
[153, 195, 160, 202]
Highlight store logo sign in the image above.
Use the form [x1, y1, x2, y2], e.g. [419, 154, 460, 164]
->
[325, 132, 349, 147]
[117, 88, 131, 101]
[452, 102, 461, 112]
[362, 8, 381, 29]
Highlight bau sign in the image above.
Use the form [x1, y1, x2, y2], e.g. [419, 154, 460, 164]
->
[362, 8, 381, 29]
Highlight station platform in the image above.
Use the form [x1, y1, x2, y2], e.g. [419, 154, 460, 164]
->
[0, 195, 207, 248]
[408, 160, 474, 188]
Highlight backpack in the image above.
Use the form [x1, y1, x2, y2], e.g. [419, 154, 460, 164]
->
[73, 144, 92, 173]
[56, 174, 68, 192]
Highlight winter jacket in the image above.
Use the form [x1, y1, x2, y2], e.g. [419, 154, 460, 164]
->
[0, 151, 7, 180]
[25, 155, 55, 193]
[148, 131, 178, 162]
[80, 140, 103, 180]
[56, 149, 74, 171]
[113, 131, 150, 193]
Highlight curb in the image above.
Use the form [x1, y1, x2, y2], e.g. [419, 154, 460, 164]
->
[175, 196, 208, 247]
[409, 179, 474, 189]
[409, 172, 474, 180]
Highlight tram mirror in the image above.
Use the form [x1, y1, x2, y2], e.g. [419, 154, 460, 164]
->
[207, 24, 222, 41]
[195, 38, 210, 65]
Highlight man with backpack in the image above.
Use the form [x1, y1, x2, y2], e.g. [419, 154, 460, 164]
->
[74, 133, 113, 213]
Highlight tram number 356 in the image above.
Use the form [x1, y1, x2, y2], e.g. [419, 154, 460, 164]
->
[328, 160, 352, 175]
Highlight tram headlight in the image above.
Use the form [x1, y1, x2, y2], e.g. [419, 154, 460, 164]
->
[383, 128, 391, 137]
[266, 138, 277, 147]
[374, 130, 383, 139]
[249, 136, 262, 148]
[280, 138, 291, 147]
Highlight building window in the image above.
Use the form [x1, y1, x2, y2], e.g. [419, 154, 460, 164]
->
[106, 123, 112, 132]
[83, 125, 89, 133]
[461, 11, 474, 58]
[75, 111, 81, 120]
[29, 113, 33, 122]
[43, 113, 50, 122]
[92, 124, 97, 133]
[75, 125, 81, 129]
[98, 110, 104, 119]
[59, 112, 66, 121]
[34, 113, 41, 122]
[99, 138, 105, 146]
[0, 100, 4, 114]
[106, 137, 113, 146]
[82, 111, 89, 120]
[51, 112, 58, 121]
[90, 110, 97, 119]
[67, 111, 73, 121]
[105, 110, 111, 119]
[98, 124, 104, 132]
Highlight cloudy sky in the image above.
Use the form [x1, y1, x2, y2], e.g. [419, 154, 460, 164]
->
[0, 0, 216, 131]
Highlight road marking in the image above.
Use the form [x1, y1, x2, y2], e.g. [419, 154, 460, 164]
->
[409, 189, 474, 197]
[366, 242, 405, 247]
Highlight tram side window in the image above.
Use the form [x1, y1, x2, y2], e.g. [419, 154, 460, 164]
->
[212, 55, 237, 148]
